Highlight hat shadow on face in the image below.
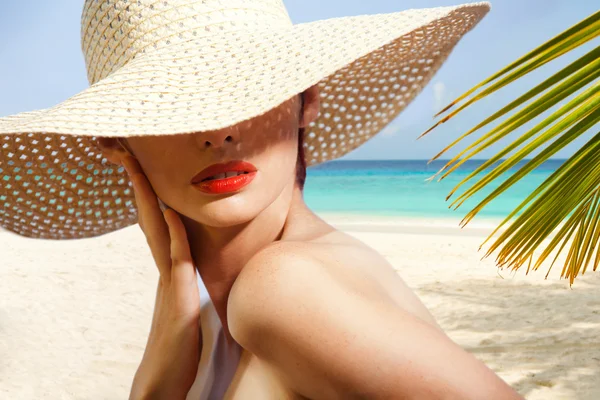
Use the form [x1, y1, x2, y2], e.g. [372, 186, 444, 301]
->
[95, 84, 320, 173]
[98, 91, 318, 214]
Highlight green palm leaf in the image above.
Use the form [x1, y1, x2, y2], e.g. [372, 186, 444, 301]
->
[422, 10, 600, 283]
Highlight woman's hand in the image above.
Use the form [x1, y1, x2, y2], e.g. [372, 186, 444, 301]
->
[122, 155, 202, 400]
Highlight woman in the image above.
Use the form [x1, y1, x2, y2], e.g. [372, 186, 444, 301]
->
[0, 0, 522, 398]
[101, 88, 522, 399]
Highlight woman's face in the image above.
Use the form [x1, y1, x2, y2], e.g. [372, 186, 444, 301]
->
[100, 88, 319, 228]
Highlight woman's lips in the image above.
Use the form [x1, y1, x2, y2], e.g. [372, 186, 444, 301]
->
[192, 171, 257, 194]
[190, 160, 257, 194]
[190, 160, 257, 183]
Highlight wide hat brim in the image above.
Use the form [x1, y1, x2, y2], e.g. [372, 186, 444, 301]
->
[0, 2, 489, 239]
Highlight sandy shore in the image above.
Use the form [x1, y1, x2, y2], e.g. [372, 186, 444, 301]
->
[1, 214, 599, 399]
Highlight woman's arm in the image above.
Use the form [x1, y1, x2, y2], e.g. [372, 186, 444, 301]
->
[228, 244, 523, 400]
[123, 156, 202, 400]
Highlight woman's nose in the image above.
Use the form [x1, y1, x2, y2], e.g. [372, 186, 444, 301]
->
[196, 126, 240, 149]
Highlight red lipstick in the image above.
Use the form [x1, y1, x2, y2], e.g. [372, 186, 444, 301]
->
[191, 160, 257, 194]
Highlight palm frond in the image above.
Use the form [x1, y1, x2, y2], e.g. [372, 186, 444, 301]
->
[430, 10, 600, 117]
[423, 10, 600, 283]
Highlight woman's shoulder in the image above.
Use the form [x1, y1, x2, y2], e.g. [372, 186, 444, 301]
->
[227, 230, 430, 338]
[227, 229, 442, 341]
[226, 232, 381, 325]
[230, 231, 390, 307]
[223, 234, 468, 399]
[228, 234, 359, 305]
[225, 237, 388, 397]
[224, 234, 521, 400]
[241, 228, 388, 273]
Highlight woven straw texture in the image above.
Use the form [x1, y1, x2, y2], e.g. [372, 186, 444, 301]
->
[0, 0, 490, 239]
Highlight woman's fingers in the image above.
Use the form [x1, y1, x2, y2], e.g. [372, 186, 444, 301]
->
[164, 208, 196, 284]
[164, 208, 200, 322]
[123, 156, 172, 277]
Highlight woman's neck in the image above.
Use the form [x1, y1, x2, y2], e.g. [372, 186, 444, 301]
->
[179, 184, 310, 342]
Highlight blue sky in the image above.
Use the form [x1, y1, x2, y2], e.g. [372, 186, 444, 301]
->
[0, 0, 597, 160]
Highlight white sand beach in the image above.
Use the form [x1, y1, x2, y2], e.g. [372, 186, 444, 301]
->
[1, 214, 599, 399]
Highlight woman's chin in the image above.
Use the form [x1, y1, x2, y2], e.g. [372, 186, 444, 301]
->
[177, 182, 284, 227]
[190, 200, 264, 228]
[201, 212, 257, 228]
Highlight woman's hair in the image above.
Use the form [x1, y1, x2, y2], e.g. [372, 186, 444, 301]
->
[295, 127, 307, 191]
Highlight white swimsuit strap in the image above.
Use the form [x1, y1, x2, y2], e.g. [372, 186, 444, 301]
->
[186, 270, 242, 400]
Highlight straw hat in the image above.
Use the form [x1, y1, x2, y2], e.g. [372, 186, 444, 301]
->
[0, 0, 490, 239]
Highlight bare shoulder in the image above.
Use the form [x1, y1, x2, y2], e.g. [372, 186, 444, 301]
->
[226, 236, 379, 337]
[231, 230, 394, 287]
[226, 235, 521, 399]
[227, 232, 440, 348]
[228, 234, 388, 318]
[227, 238, 347, 320]
[226, 237, 389, 397]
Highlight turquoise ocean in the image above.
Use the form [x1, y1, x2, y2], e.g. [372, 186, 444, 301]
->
[303, 159, 563, 220]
